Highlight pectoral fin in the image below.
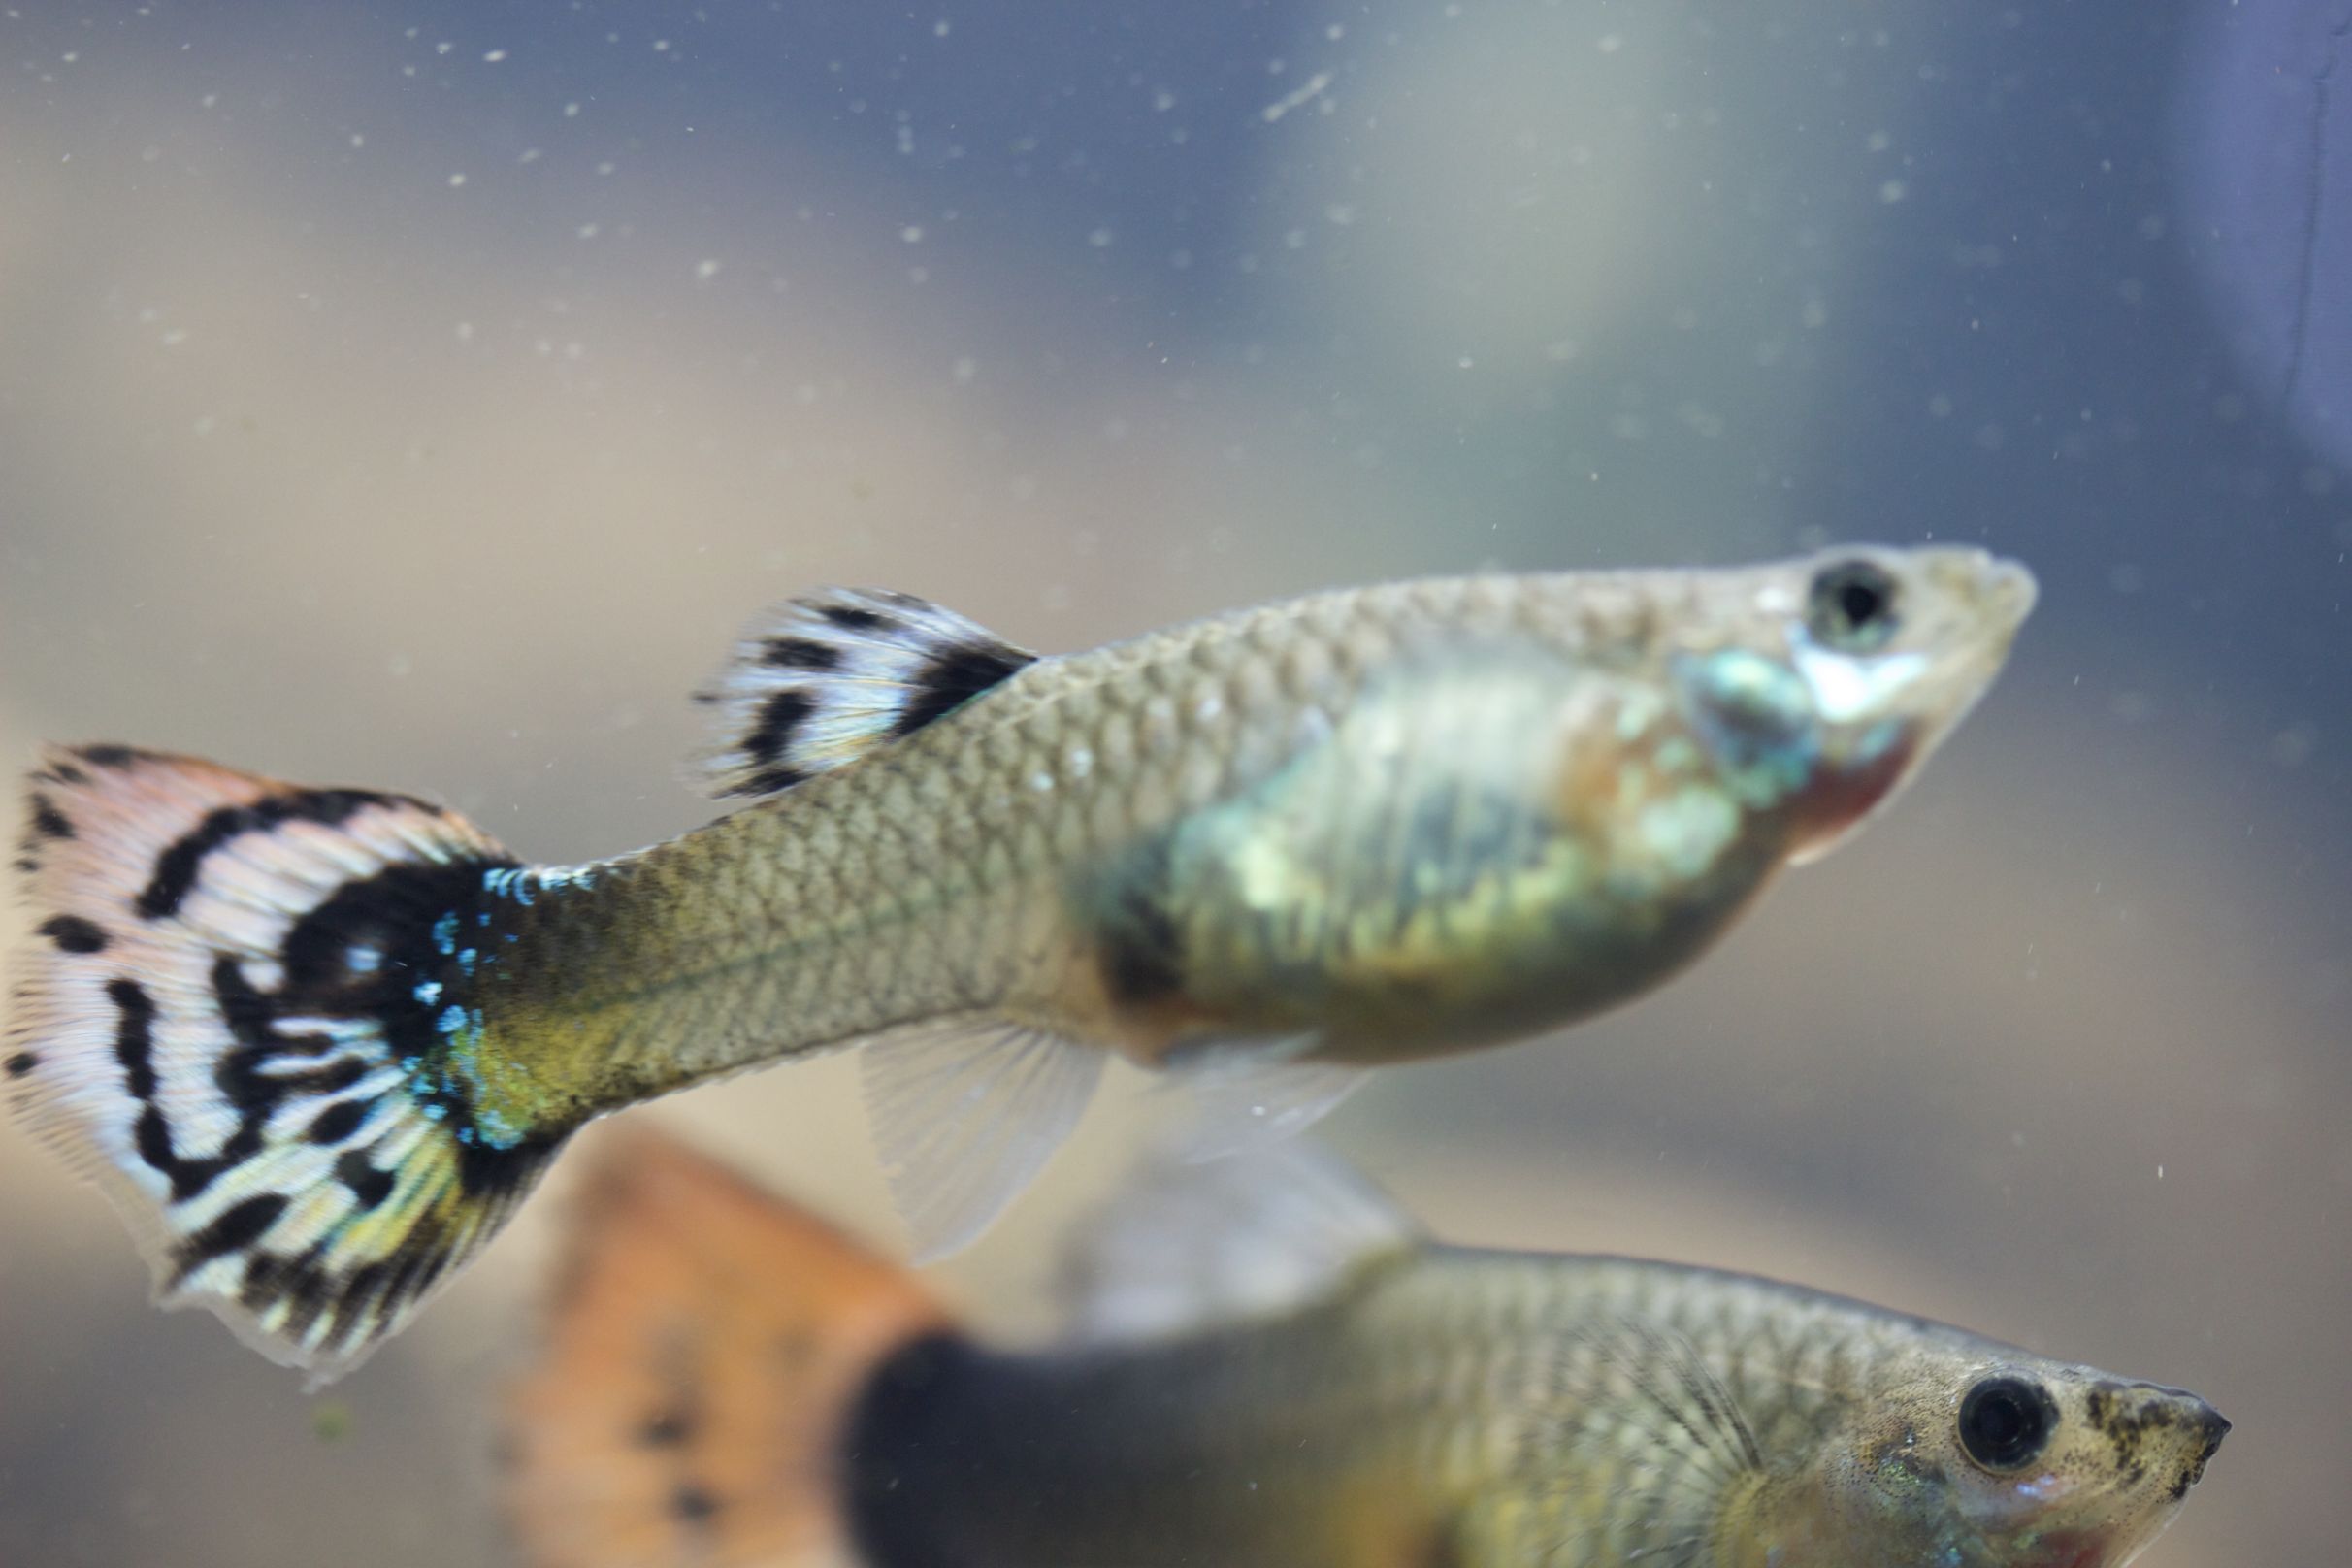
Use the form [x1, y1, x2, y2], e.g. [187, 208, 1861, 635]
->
[1462, 1315, 1763, 1567]
[1172, 1048, 1369, 1160]
[858, 1016, 1103, 1262]
[1059, 1140, 1421, 1344]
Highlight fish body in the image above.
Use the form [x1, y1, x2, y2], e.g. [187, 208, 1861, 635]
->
[492, 548, 2032, 1087]
[506, 1135, 2228, 1568]
[5, 546, 2033, 1374]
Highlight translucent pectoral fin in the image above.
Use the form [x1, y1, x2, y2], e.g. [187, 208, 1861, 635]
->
[1060, 1140, 1420, 1344]
[1169, 1044, 1368, 1161]
[1470, 1315, 1765, 1566]
[858, 1016, 1105, 1262]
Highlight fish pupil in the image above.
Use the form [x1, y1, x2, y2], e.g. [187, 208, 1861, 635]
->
[1806, 559, 1901, 652]
[1839, 579, 1882, 625]
[1957, 1374, 2056, 1471]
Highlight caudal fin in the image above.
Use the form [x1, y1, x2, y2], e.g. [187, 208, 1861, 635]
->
[7, 743, 564, 1381]
[506, 1129, 948, 1568]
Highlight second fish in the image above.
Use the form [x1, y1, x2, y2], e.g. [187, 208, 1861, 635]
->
[8, 544, 2033, 1374]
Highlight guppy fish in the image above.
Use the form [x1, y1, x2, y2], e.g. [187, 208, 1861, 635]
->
[506, 1133, 2227, 1568]
[5, 545, 2032, 1377]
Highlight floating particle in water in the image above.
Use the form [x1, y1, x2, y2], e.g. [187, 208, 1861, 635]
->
[1260, 71, 1332, 122]
[310, 1400, 352, 1443]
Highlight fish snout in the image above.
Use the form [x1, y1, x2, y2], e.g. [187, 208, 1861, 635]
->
[1922, 546, 2038, 639]
[2141, 1381, 2230, 1459]
[1975, 554, 2039, 635]
[2084, 1380, 2228, 1502]
[2190, 1400, 2231, 1466]
[2166, 1395, 2230, 1503]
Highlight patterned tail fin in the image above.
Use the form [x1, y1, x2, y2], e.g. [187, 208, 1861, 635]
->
[8, 744, 565, 1383]
[506, 1129, 949, 1568]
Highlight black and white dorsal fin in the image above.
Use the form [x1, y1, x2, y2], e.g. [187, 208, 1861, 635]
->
[1057, 1141, 1421, 1345]
[693, 588, 1037, 800]
[7, 744, 561, 1383]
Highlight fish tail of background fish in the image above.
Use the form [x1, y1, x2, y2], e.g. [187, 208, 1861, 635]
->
[506, 1129, 952, 1568]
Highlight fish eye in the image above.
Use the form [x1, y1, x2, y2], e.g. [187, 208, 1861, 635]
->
[1805, 559, 1902, 653]
[1958, 1375, 2058, 1472]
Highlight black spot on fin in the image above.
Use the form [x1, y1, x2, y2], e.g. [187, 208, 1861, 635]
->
[139, 786, 418, 921]
[27, 793, 75, 841]
[890, 644, 1035, 739]
[37, 914, 110, 955]
[692, 587, 1038, 801]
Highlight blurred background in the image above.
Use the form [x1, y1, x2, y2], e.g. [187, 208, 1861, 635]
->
[2, 3, 2345, 1564]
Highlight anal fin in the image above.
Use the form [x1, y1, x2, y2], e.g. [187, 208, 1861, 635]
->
[858, 1016, 1103, 1262]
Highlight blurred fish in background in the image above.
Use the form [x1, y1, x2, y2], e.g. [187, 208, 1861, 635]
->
[506, 1131, 2228, 1568]
[0, 2, 2340, 1566]
[2175, 0, 2352, 471]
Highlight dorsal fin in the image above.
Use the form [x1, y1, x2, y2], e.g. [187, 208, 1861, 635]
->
[692, 588, 1037, 800]
[1058, 1141, 1421, 1344]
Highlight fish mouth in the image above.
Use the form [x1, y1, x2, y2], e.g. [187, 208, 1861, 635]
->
[1882, 547, 2039, 748]
[2027, 1533, 2110, 1568]
[1974, 552, 2039, 640]
[1918, 547, 2038, 692]
[2175, 1399, 2230, 1493]
[1781, 549, 2036, 864]
[2194, 1402, 2231, 1463]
